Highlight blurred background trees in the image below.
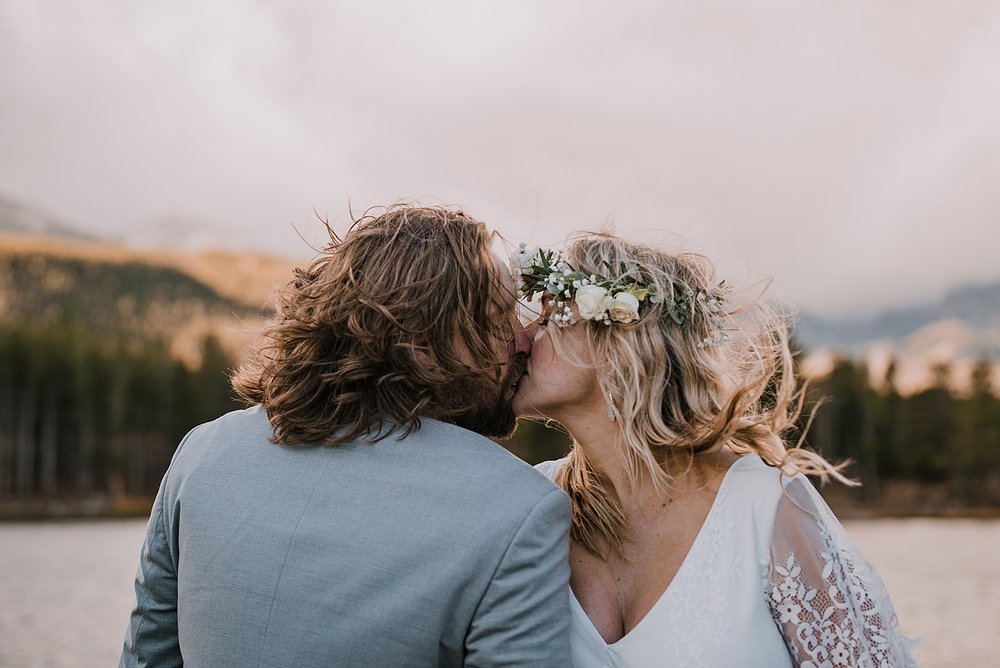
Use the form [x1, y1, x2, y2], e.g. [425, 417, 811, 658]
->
[0, 322, 240, 501]
[1, 241, 997, 514]
[3, 319, 999, 509]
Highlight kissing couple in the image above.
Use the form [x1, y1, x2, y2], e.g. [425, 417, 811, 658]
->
[120, 205, 916, 667]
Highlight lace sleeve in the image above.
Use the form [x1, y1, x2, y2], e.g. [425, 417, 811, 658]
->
[767, 476, 918, 667]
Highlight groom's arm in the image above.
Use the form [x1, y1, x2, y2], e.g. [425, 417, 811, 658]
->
[118, 430, 193, 668]
[119, 481, 182, 668]
[465, 486, 572, 667]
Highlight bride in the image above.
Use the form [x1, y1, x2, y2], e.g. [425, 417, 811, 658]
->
[510, 233, 916, 667]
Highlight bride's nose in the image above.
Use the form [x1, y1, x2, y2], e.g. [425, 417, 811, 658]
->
[513, 322, 533, 356]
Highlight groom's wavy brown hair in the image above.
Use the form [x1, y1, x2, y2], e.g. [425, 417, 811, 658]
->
[232, 204, 515, 445]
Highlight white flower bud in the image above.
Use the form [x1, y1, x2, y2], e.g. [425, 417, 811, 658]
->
[510, 244, 538, 270]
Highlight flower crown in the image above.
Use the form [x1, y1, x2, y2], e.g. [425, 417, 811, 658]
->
[511, 243, 730, 346]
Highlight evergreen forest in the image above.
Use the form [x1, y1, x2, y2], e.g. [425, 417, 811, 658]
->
[1, 244, 998, 516]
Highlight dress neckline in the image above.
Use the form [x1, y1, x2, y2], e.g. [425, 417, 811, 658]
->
[568, 454, 759, 648]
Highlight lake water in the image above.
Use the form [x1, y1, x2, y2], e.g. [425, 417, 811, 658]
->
[0, 518, 996, 667]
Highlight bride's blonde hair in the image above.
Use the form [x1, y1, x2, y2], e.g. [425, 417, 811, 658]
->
[552, 233, 851, 558]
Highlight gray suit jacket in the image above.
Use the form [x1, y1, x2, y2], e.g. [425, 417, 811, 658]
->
[120, 406, 571, 667]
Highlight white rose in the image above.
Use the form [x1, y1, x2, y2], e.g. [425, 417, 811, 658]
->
[608, 292, 640, 323]
[575, 284, 611, 320]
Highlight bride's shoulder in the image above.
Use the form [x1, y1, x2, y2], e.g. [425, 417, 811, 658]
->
[726, 453, 784, 487]
[533, 457, 568, 483]
[721, 453, 792, 514]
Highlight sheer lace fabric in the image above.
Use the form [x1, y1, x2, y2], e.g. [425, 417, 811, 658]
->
[768, 477, 918, 668]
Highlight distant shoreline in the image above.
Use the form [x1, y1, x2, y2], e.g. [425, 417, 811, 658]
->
[2, 491, 999, 522]
[817, 480, 1000, 520]
[0, 495, 153, 521]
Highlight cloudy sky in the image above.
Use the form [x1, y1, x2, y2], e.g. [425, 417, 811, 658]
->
[2, 0, 998, 316]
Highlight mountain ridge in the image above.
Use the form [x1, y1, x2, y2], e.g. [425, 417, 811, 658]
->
[2, 194, 997, 389]
[796, 280, 1000, 352]
[0, 195, 96, 241]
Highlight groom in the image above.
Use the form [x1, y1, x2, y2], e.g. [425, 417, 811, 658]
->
[119, 206, 571, 667]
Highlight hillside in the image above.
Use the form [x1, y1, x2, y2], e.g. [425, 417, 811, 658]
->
[0, 233, 295, 366]
[0, 233, 295, 308]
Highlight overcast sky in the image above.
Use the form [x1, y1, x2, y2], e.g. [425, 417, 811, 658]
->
[2, 0, 999, 316]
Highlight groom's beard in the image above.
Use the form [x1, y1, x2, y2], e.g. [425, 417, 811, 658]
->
[446, 354, 527, 439]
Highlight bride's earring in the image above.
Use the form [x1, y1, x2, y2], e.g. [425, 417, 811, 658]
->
[606, 394, 616, 422]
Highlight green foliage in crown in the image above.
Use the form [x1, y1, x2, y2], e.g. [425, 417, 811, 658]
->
[510, 243, 731, 347]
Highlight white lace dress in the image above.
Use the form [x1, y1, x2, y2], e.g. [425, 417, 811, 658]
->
[536, 455, 918, 668]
